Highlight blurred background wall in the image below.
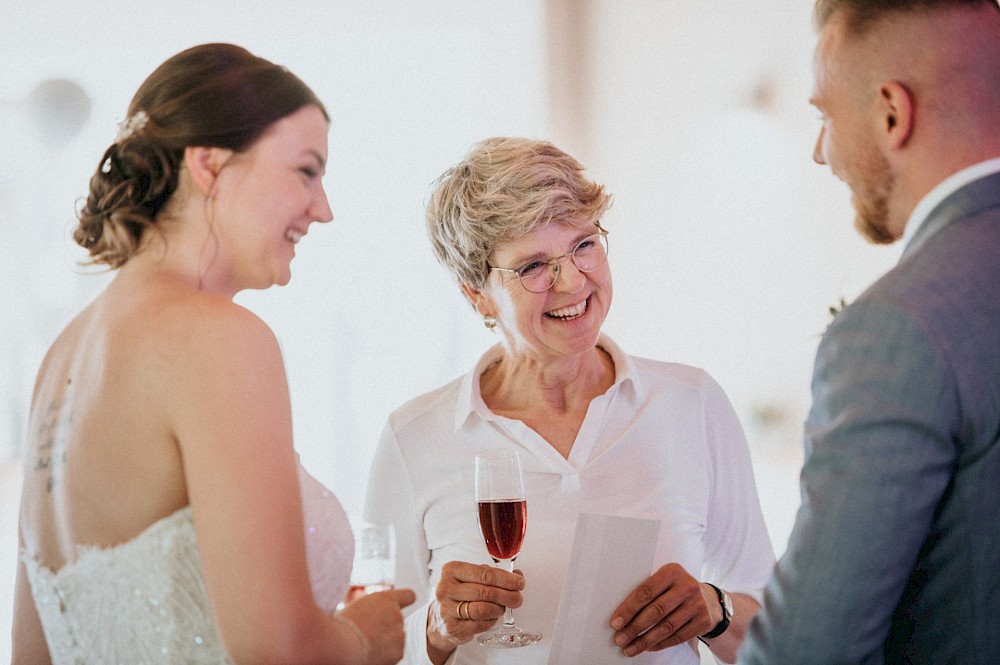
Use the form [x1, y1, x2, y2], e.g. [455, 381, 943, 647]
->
[1, 0, 902, 655]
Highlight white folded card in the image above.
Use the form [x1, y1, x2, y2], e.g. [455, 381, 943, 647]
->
[547, 513, 661, 665]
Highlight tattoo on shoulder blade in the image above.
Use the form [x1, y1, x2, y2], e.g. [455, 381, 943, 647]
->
[36, 398, 71, 493]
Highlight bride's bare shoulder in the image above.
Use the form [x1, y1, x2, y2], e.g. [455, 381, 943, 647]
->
[92, 279, 285, 391]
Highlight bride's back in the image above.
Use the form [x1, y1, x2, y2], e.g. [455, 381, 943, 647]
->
[15, 275, 244, 664]
[19, 274, 195, 573]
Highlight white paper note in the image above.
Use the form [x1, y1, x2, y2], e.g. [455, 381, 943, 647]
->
[547, 513, 661, 665]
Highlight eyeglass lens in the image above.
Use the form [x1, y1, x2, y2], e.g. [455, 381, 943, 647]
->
[518, 233, 608, 292]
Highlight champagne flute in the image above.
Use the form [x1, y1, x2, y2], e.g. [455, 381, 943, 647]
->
[475, 449, 542, 647]
[344, 521, 396, 604]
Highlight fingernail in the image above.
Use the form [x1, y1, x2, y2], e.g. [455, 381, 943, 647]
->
[611, 617, 623, 629]
[614, 633, 627, 647]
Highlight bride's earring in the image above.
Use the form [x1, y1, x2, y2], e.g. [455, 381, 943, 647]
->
[483, 315, 497, 330]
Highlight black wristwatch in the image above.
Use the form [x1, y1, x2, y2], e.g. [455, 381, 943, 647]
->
[701, 583, 733, 639]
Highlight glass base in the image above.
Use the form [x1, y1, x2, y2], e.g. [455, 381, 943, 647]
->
[478, 628, 542, 648]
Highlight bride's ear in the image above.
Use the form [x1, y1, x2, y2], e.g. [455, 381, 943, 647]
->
[183, 146, 233, 198]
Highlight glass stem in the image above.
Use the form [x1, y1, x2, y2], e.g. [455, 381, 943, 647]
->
[500, 558, 518, 633]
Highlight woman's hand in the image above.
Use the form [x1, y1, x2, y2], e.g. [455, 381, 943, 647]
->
[338, 588, 416, 665]
[609, 563, 717, 657]
[425, 560, 525, 664]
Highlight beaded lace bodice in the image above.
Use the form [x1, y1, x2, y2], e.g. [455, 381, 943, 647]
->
[22, 463, 354, 664]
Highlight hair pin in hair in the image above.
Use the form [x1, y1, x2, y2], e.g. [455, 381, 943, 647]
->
[115, 110, 149, 144]
[101, 157, 112, 174]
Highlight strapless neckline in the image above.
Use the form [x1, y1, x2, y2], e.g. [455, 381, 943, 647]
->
[22, 462, 354, 664]
[27, 506, 193, 581]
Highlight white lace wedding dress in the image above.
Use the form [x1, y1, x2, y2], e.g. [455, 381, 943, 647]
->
[21, 463, 354, 664]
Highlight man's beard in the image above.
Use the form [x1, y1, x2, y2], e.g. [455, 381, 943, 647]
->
[850, 147, 896, 245]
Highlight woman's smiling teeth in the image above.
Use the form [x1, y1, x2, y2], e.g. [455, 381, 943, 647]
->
[546, 298, 587, 320]
[285, 229, 303, 244]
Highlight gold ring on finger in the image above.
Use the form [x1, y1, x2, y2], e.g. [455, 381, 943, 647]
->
[458, 600, 470, 620]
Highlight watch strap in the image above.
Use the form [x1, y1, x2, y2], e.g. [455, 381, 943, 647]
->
[700, 583, 731, 639]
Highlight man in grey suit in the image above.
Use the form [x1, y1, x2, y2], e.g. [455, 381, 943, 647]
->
[738, 1, 1000, 663]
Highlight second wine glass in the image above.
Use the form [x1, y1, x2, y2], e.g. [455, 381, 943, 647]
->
[474, 448, 542, 648]
[344, 521, 396, 604]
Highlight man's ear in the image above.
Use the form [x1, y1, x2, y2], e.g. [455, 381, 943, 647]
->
[183, 145, 233, 198]
[878, 80, 914, 149]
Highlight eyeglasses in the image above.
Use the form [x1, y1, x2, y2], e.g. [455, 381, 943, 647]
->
[489, 224, 609, 293]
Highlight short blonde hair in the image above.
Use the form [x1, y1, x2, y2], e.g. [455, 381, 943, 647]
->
[426, 137, 612, 289]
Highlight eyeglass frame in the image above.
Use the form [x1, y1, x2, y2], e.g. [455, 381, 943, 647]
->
[487, 221, 609, 293]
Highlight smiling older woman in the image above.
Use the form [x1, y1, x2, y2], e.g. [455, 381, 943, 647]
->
[364, 137, 775, 665]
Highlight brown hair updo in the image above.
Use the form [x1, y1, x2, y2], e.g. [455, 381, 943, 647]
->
[75, 43, 328, 268]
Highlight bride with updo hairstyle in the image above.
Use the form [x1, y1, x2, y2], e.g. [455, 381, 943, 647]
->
[14, 43, 414, 665]
[75, 43, 327, 269]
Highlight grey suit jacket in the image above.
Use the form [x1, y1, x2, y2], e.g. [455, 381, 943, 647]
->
[739, 170, 1000, 664]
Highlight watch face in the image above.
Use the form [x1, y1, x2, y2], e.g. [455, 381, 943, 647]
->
[723, 592, 734, 617]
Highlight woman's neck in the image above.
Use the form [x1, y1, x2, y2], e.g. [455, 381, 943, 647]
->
[122, 210, 236, 298]
[480, 345, 615, 416]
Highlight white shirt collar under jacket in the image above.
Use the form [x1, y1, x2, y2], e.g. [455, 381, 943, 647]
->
[902, 156, 1000, 253]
